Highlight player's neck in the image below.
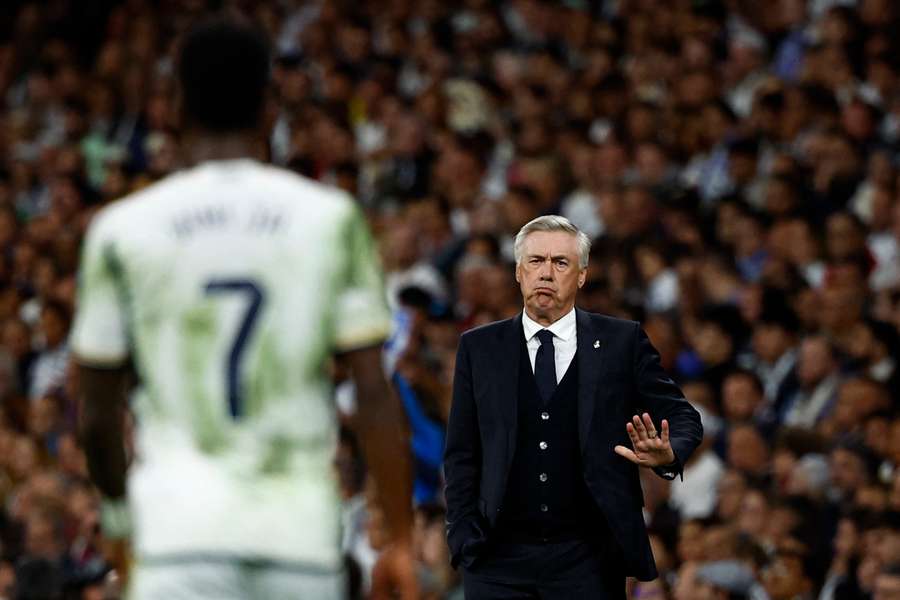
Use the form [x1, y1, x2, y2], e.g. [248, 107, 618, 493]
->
[183, 132, 265, 166]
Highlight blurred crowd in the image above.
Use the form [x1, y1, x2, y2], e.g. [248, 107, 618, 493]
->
[3, 0, 900, 598]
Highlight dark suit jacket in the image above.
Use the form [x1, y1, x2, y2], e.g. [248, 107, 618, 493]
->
[443, 309, 703, 581]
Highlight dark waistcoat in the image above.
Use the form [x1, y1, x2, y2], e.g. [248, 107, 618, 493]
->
[494, 336, 607, 543]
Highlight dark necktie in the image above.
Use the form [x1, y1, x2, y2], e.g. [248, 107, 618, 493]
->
[534, 329, 557, 403]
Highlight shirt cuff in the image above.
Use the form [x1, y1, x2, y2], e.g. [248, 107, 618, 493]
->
[653, 466, 678, 480]
[653, 455, 683, 481]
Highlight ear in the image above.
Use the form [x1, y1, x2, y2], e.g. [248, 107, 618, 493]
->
[515, 262, 521, 283]
[578, 268, 587, 288]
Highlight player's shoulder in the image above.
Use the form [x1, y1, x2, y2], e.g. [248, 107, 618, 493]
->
[256, 162, 348, 197]
[84, 166, 196, 237]
[252, 162, 358, 217]
[83, 174, 183, 242]
[90, 162, 359, 236]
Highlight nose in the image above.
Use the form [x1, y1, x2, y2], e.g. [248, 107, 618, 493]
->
[539, 260, 553, 281]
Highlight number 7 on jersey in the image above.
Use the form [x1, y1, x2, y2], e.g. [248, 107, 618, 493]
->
[204, 279, 265, 419]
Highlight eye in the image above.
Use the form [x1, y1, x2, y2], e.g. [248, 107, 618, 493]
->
[529, 258, 542, 264]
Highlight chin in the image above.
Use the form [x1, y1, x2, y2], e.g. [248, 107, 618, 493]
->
[533, 306, 560, 319]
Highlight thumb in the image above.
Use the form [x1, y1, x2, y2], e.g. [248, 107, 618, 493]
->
[614, 445, 639, 464]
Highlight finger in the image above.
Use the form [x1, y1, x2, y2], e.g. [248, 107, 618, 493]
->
[642, 413, 657, 438]
[614, 445, 642, 464]
[643, 414, 660, 446]
[626, 422, 640, 446]
[661, 419, 670, 445]
[631, 431, 649, 453]
[632, 414, 649, 440]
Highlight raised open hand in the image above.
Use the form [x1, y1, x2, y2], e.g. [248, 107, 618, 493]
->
[614, 413, 676, 468]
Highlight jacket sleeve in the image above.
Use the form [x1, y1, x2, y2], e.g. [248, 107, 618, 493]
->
[632, 324, 703, 480]
[443, 333, 488, 568]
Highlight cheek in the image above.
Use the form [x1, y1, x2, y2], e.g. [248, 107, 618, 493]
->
[563, 275, 582, 293]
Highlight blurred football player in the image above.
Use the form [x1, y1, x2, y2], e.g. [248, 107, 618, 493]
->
[72, 16, 415, 600]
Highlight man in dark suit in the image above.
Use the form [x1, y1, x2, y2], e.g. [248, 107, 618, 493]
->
[444, 215, 703, 599]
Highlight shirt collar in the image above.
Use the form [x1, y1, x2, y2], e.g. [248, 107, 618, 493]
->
[522, 307, 577, 342]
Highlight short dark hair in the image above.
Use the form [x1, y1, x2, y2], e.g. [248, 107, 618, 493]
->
[831, 434, 880, 480]
[697, 303, 748, 344]
[178, 17, 271, 133]
[757, 289, 800, 333]
[773, 427, 825, 456]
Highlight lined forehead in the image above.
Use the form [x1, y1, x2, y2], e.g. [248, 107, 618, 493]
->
[522, 230, 580, 258]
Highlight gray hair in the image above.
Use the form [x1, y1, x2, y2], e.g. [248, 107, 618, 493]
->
[513, 215, 591, 269]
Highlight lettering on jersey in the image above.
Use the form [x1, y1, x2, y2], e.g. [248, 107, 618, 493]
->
[246, 207, 285, 234]
[172, 205, 230, 240]
[171, 205, 287, 239]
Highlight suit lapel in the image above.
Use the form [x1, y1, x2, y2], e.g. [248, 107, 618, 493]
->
[576, 308, 604, 452]
[494, 314, 522, 459]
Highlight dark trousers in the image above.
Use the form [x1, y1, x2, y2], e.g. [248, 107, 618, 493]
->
[461, 538, 625, 600]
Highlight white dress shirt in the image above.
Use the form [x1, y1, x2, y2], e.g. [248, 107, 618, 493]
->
[522, 308, 577, 383]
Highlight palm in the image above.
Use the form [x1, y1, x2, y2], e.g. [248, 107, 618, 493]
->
[614, 413, 675, 468]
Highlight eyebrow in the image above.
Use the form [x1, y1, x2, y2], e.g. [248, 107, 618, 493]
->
[527, 254, 572, 260]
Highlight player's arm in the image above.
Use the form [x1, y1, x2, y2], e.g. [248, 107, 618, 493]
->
[333, 203, 416, 599]
[333, 202, 414, 542]
[69, 211, 134, 539]
[78, 365, 129, 499]
[342, 345, 413, 543]
[343, 345, 416, 600]
[77, 366, 133, 589]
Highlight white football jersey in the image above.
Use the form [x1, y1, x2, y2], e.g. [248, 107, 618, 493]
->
[71, 159, 391, 570]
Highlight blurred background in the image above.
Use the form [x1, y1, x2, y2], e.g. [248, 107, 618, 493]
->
[2, 0, 900, 598]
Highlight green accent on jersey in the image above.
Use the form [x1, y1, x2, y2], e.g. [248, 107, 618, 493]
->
[244, 328, 290, 421]
[328, 202, 392, 352]
[131, 311, 165, 420]
[101, 240, 166, 420]
[258, 436, 292, 475]
[181, 302, 227, 453]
